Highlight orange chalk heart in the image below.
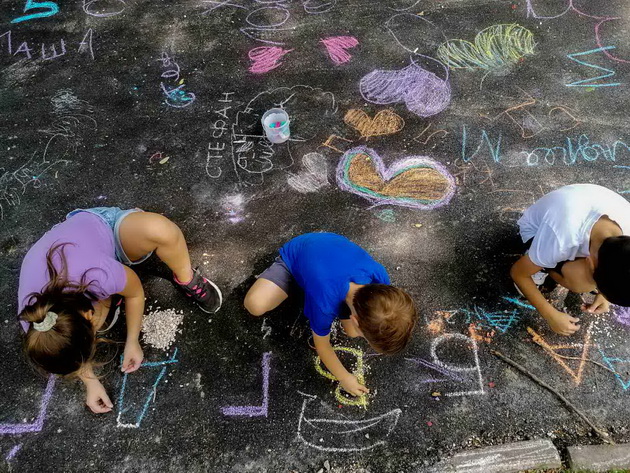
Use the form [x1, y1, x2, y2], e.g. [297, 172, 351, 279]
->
[336, 147, 456, 209]
[344, 109, 404, 138]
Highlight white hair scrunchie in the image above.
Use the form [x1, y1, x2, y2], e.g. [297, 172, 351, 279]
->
[33, 311, 58, 332]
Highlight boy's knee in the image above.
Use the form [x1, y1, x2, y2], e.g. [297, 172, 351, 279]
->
[244, 294, 267, 317]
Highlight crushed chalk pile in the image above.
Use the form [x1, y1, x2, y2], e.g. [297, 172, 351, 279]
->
[141, 307, 185, 351]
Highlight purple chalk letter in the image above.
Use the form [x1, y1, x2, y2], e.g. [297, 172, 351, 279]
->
[0, 375, 56, 435]
[221, 352, 271, 417]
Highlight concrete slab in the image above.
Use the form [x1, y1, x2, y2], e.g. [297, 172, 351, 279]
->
[443, 439, 562, 473]
[568, 444, 630, 472]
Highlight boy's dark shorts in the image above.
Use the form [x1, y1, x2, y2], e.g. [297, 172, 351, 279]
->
[256, 255, 351, 319]
[257, 256, 294, 295]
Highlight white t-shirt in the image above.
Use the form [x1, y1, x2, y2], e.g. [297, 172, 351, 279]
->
[518, 184, 630, 268]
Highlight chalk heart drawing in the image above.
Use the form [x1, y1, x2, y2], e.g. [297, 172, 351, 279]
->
[297, 392, 401, 452]
[249, 46, 293, 74]
[437, 24, 536, 71]
[344, 109, 404, 139]
[336, 147, 456, 210]
[287, 152, 329, 193]
[320, 36, 358, 65]
[360, 60, 451, 118]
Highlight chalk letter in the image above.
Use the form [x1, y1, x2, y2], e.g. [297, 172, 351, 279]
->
[218, 92, 234, 103]
[77, 28, 94, 60]
[13, 41, 32, 59]
[0, 31, 13, 55]
[214, 106, 231, 120]
[208, 142, 225, 151]
[11, 0, 59, 24]
[212, 120, 227, 139]
[430, 333, 485, 397]
[41, 39, 66, 60]
[221, 352, 271, 417]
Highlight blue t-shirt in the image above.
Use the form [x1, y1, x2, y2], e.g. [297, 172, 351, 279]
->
[279, 233, 390, 337]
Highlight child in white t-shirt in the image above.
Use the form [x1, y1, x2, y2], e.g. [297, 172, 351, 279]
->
[511, 184, 630, 336]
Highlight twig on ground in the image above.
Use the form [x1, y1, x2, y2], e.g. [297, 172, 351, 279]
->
[551, 353, 617, 375]
[491, 349, 613, 444]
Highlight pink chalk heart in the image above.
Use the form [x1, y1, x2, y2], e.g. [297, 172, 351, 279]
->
[360, 61, 451, 118]
[336, 146, 456, 209]
[321, 36, 359, 65]
[249, 46, 293, 74]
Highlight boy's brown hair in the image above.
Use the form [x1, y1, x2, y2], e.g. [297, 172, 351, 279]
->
[353, 284, 417, 354]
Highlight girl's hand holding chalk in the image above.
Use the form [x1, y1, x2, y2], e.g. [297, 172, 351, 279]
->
[85, 379, 114, 414]
[122, 339, 144, 373]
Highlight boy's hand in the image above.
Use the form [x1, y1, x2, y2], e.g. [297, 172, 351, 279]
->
[546, 309, 581, 336]
[122, 339, 144, 373]
[339, 374, 369, 397]
[85, 379, 113, 414]
[582, 293, 610, 314]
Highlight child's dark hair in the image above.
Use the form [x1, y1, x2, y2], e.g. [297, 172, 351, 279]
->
[594, 236, 630, 306]
[353, 284, 417, 354]
[20, 243, 99, 376]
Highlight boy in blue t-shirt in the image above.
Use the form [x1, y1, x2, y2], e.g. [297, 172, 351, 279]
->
[244, 233, 417, 397]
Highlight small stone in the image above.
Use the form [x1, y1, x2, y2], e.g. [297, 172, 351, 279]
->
[568, 444, 630, 471]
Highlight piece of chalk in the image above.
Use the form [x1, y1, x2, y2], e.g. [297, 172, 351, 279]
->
[275, 121, 281, 128]
[269, 123, 275, 128]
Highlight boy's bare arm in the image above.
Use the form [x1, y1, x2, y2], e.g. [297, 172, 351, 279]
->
[313, 332, 369, 396]
[511, 255, 580, 335]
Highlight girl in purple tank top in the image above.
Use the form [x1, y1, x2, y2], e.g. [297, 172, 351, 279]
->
[19, 207, 222, 414]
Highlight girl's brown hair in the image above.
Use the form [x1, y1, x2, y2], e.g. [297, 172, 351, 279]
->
[353, 284, 417, 355]
[20, 243, 99, 376]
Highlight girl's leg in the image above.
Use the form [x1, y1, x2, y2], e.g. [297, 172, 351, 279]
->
[244, 279, 288, 316]
[118, 212, 222, 313]
[118, 212, 193, 282]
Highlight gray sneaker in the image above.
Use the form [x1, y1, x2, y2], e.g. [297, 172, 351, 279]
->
[514, 271, 548, 297]
[175, 268, 222, 314]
